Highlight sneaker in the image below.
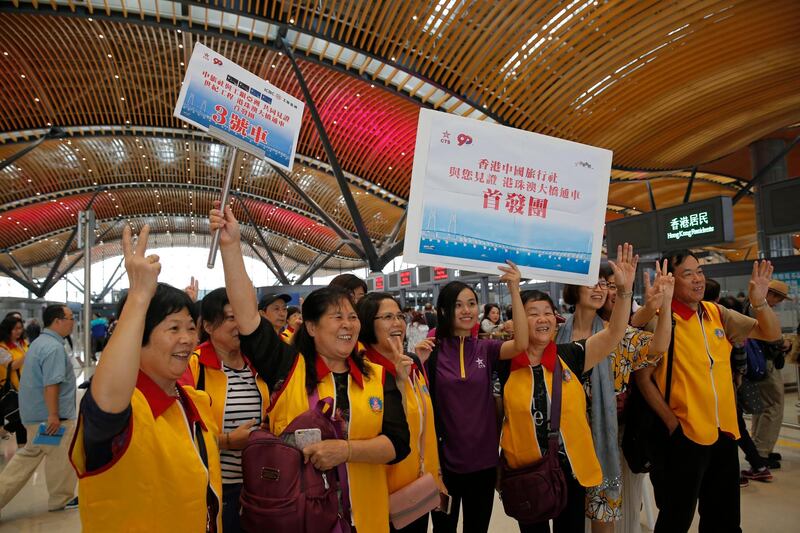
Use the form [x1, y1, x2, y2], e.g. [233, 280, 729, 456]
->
[761, 456, 781, 469]
[741, 467, 773, 482]
[739, 476, 750, 488]
[768, 452, 782, 461]
[50, 497, 78, 512]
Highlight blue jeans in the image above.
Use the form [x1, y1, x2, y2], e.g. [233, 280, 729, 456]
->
[222, 483, 243, 533]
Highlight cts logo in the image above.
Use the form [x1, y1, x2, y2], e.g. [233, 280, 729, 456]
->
[456, 133, 473, 146]
[213, 58, 223, 66]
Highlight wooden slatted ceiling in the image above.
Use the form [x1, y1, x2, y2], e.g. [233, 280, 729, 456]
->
[0, 189, 360, 259]
[192, 0, 800, 168]
[0, 14, 418, 197]
[0, 136, 404, 240]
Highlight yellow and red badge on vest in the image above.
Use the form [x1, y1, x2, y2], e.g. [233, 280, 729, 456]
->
[369, 396, 383, 413]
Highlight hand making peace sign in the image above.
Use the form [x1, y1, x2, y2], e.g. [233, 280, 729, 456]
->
[121, 224, 160, 301]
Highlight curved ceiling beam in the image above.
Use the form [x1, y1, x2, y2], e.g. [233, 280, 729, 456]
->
[0, 126, 407, 206]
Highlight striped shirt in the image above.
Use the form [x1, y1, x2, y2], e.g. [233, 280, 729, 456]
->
[220, 364, 263, 484]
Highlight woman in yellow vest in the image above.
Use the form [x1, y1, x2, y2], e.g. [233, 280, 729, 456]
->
[357, 292, 445, 533]
[182, 287, 270, 533]
[70, 225, 222, 532]
[500, 243, 638, 533]
[211, 203, 411, 533]
[0, 315, 28, 445]
[281, 305, 302, 344]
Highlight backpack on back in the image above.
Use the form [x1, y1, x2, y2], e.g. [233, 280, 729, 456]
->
[744, 339, 767, 382]
[240, 398, 346, 533]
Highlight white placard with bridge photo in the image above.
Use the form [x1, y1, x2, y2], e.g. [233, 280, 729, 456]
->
[404, 108, 613, 285]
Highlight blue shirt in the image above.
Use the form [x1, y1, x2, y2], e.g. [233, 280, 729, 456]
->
[19, 328, 77, 424]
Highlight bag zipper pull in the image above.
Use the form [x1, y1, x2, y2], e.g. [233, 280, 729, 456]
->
[322, 472, 330, 489]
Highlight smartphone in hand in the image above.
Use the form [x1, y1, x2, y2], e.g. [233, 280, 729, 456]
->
[294, 428, 322, 450]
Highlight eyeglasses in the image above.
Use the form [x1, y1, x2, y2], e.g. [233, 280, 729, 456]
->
[584, 281, 610, 290]
[374, 313, 406, 323]
[61, 315, 75, 321]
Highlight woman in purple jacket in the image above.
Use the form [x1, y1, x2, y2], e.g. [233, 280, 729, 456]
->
[415, 261, 528, 533]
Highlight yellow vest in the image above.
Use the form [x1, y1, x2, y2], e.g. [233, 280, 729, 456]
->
[184, 342, 270, 431]
[0, 340, 25, 390]
[268, 353, 390, 533]
[364, 347, 444, 493]
[280, 326, 295, 344]
[655, 300, 739, 445]
[500, 344, 602, 487]
[70, 372, 223, 533]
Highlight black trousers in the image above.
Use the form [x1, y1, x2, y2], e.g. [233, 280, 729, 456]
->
[650, 428, 741, 533]
[517, 460, 585, 533]
[431, 467, 497, 533]
[222, 483, 243, 533]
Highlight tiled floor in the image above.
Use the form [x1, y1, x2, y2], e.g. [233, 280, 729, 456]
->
[1, 374, 798, 532]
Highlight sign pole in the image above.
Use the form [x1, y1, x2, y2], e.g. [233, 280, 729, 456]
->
[207, 147, 238, 269]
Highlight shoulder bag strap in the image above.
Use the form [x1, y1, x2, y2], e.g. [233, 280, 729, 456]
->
[196, 363, 206, 391]
[408, 367, 428, 476]
[549, 358, 563, 436]
[663, 317, 676, 403]
[1, 362, 13, 394]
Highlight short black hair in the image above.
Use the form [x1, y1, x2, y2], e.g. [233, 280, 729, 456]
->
[328, 274, 368, 296]
[357, 292, 400, 346]
[286, 306, 301, 320]
[117, 283, 198, 346]
[293, 286, 370, 392]
[435, 281, 478, 339]
[703, 278, 721, 302]
[520, 289, 557, 312]
[660, 249, 698, 275]
[200, 287, 230, 343]
[43, 304, 68, 328]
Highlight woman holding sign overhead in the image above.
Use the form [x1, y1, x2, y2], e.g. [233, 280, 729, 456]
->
[70, 225, 222, 532]
[210, 203, 410, 533]
[413, 262, 528, 533]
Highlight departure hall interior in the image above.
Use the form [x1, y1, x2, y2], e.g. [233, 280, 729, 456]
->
[0, 1, 799, 532]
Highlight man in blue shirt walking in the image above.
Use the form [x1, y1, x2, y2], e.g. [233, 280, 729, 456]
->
[0, 304, 78, 514]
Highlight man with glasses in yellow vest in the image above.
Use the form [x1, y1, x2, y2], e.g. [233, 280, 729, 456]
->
[635, 250, 781, 533]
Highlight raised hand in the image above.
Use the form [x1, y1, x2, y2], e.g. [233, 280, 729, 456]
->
[748, 259, 774, 305]
[498, 260, 522, 290]
[209, 201, 241, 246]
[184, 276, 199, 302]
[414, 338, 436, 363]
[608, 243, 638, 293]
[122, 224, 160, 300]
[654, 258, 675, 304]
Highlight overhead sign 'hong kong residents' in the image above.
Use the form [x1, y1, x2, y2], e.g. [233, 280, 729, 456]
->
[404, 109, 612, 285]
[173, 42, 304, 171]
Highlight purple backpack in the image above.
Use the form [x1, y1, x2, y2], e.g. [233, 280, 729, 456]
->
[240, 398, 349, 533]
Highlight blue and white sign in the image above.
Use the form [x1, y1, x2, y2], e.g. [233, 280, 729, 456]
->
[174, 43, 304, 171]
[403, 109, 612, 285]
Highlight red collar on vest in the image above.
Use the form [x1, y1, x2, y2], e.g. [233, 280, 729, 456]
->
[363, 345, 422, 378]
[285, 326, 295, 334]
[136, 370, 207, 429]
[197, 341, 221, 369]
[671, 299, 709, 321]
[315, 355, 365, 388]
[510, 342, 558, 372]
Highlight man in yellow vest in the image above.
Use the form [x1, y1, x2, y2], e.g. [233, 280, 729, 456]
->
[636, 250, 780, 533]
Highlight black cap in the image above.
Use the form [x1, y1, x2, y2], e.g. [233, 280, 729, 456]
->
[258, 293, 291, 310]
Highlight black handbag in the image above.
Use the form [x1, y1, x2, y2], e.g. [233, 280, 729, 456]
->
[499, 358, 568, 524]
[0, 362, 23, 433]
[622, 319, 675, 474]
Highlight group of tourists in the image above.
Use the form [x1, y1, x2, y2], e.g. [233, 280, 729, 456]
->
[53, 203, 786, 533]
